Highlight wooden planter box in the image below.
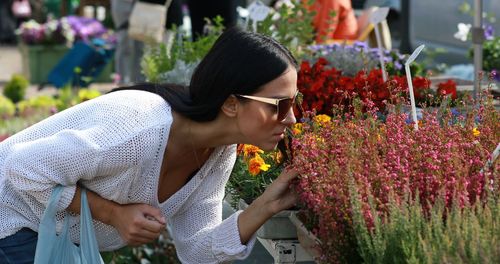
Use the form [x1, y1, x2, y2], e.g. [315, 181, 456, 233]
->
[18, 43, 113, 84]
[238, 199, 297, 239]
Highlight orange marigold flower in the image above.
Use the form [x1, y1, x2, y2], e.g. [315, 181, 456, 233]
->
[242, 144, 264, 158]
[248, 154, 270, 176]
[292, 123, 303, 135]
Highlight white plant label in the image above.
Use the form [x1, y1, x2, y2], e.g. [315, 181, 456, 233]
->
[369, 7, 390, 24]
[405, 44, 425, 130]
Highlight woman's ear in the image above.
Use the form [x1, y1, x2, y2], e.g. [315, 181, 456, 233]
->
[221, 95, 239, 118]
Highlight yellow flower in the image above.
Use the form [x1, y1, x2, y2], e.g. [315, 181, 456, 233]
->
[78, 89, 101, 102]
[314, 114, 331, 125]
[272, 150, 283, 163]
[292, 123, 303, 135]
[248, 154, 270, 176]
[472, 127, 480, 137]
[315, 135, 326, 144]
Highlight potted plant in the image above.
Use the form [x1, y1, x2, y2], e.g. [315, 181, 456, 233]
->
[226, 144, 298, 239]
[289, 94, 499, 263]
[16, 17, 114, 84]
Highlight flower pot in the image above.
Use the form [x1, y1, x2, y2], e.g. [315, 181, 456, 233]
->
[238, 199, 297, 239]
[19, 44, 68, 84]
[18, 43, 113, 84]
[289, 212, 321, 260]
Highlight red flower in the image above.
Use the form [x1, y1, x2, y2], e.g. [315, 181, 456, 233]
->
[412, 76, 431, 99]
[297, 57, 431, 115]
[437, 80, 457, 100]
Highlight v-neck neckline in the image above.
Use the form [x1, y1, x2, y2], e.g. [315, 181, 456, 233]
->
[153, 108, 223, 211]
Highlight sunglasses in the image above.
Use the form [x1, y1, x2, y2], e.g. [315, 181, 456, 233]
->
[235, 90, 300, 121]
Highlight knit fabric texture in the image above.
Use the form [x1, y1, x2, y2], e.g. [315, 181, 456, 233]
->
[0, 90, 256, 263]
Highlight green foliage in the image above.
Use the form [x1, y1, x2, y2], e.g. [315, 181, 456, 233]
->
[255, 0, 316, 58]
[0, 95, 16, 119]
[142, 2, 318, 82]
[3, 74, 29, 103]
[226, 146, 284, 206]
[101, 231, 179, 264]
[0, 112, 50, 136]
[141, 17, 225, 83]
[482, 36, 500, 72]
[468, 36, 500, 74]
[351, 186, 500, 264]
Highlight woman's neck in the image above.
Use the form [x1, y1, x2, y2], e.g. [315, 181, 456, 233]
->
[171, 111, 241, 150]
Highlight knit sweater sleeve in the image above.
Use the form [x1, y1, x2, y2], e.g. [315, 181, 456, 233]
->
[4, 127, 103, 212]
[169, 147, 257, 263]
[3, 91, 165, 212]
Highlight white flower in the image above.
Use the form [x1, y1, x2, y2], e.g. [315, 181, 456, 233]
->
[236, 6, 249, 18]
[454, 23, 471, 42]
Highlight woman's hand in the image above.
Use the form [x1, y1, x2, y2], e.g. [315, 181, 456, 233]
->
[109, 204, 166, 246]
[237, 168, 298, 244]
[258, 167, 299, 216]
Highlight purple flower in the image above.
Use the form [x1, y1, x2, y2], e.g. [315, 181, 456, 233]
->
[65, 16, 107, 42]
[394, 61, 403, 70]
[491, 69, 499, 82]
[483, 24, 495, 40]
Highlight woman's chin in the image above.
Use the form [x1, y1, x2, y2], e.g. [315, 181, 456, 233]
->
[258, 142, 280, 152]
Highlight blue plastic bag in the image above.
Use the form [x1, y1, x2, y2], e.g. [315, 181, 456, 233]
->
[34, 186, 103, 264]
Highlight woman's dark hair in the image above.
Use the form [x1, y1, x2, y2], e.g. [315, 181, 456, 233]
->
[111, 27, 298, 122]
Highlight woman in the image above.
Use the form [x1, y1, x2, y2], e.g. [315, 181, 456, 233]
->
[0, 27, 299, 263]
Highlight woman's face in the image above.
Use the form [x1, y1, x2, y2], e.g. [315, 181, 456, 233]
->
[237, 67, 298, 151]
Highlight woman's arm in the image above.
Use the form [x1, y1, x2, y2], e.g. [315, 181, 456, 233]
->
[167, 156, 298, 263]
[68, 185, 166, 246]
[237, 168, 298, 244]
[5, 129, 166, 246]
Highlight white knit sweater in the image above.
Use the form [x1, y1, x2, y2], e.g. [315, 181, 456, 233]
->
[0, 90, 256, 263]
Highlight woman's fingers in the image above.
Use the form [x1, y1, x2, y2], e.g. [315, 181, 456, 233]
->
[278, 167, 299, 183]
[142, 214, 166, 233]
[114, 203, 166, 246]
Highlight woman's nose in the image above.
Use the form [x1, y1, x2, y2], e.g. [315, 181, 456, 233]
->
[281, 109, 296, 125]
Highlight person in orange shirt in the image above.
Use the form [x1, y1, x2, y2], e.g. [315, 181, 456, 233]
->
[309, 0, 358, 43]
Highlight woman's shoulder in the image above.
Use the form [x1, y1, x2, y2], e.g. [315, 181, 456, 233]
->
[90, 90, 172, 124]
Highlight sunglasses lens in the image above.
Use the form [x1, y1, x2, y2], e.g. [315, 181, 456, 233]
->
[277, 98, 293, 120]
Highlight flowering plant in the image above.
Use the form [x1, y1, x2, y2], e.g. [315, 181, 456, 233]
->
[253, 0, 316, 58]
[298, 57, 465, 116]
[290, 95, 499, 263]
[17, 16, 111, 46]
[17, 19, 72, 45]
[481, 37, 500, 81]
[298, 57, 434, 114]
[226, 144, 286, 207]
[142, 17, 224, 83]
[307, 42, 422, 77]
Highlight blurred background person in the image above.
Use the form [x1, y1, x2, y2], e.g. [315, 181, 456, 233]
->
[0, 0, 18, 44]
[307, 0, 358, 43]
[186, 0, 238, 38]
